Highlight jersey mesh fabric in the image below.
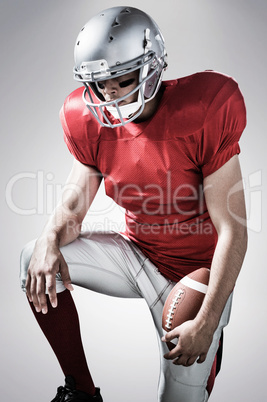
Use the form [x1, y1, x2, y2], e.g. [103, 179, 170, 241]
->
[60, 71, 246, 282]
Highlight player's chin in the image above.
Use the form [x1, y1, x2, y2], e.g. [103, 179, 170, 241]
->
[119, 98, 136, 107]
[117, 100, 126, 107]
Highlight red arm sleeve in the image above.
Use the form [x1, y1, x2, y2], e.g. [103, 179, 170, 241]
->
[199, 77, 247, 178]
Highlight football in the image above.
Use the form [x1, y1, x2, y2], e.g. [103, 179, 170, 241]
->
[162, 267, 210, 350]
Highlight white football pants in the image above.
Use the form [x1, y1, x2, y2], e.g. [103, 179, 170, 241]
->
[20, 231, 232, 402]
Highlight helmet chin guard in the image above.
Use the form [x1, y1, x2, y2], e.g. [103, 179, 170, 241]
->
[73, 6, 168, 128]
[82, 84, 145, 128]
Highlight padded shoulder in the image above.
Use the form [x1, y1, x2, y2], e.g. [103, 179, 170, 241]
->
[60, 87, 100, 142]
[178, 70, 239, 112]
[59, 87, 102, 166]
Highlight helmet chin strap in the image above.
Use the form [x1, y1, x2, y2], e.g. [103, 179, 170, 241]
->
[106, 91, 143, 119]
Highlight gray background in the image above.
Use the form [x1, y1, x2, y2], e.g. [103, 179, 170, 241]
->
[1, 0, 266, 401]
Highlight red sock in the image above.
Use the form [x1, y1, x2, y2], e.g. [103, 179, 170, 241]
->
[28, 289, 96, 395]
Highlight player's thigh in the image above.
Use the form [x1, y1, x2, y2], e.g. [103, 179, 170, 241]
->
[20, 232, 143, 298]
[57, 231, 143, 298]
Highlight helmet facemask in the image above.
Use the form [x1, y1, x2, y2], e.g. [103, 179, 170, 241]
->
[76, 52, 165, 128]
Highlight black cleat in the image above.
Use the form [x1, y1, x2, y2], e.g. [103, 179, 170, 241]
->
[51, 376, 103, 401]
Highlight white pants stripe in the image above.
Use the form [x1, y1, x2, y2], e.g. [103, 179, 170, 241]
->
[20, 231, 232, 402]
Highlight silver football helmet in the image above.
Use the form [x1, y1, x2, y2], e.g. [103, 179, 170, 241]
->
[73, 6, 167, 128]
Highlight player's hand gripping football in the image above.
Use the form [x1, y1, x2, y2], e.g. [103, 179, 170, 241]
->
[162, 318, 214, 366]
[25, 237, 73, 314]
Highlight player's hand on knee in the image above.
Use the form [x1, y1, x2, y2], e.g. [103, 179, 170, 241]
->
[162, 319, 213, 367]
[25, 239, 73, 314]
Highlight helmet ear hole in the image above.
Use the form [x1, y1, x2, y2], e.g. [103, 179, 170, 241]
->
[144, 70, 158, 99]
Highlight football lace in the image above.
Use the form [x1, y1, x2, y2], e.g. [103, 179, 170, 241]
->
[165, 289, 185, 329]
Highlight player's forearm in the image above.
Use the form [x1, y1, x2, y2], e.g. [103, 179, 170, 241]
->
[196, 225, 247, 332]
[37, 204, 82, 248]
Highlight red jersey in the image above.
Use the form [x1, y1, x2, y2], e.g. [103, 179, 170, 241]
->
[60, 71, 246, 282]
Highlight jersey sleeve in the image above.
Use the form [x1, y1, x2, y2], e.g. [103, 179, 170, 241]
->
[59, 89, 99, 168]
[199, 77, 246, 178]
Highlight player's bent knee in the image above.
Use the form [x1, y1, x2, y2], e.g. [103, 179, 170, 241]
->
[19, 239, 36, 292]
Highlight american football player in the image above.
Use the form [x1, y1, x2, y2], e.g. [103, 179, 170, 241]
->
[20, 6, 247, 401]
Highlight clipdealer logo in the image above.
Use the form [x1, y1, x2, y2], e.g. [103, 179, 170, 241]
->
[5, 170, 116, 216]
[5, 171, 62, 215]
[5, 169, 263, 233]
